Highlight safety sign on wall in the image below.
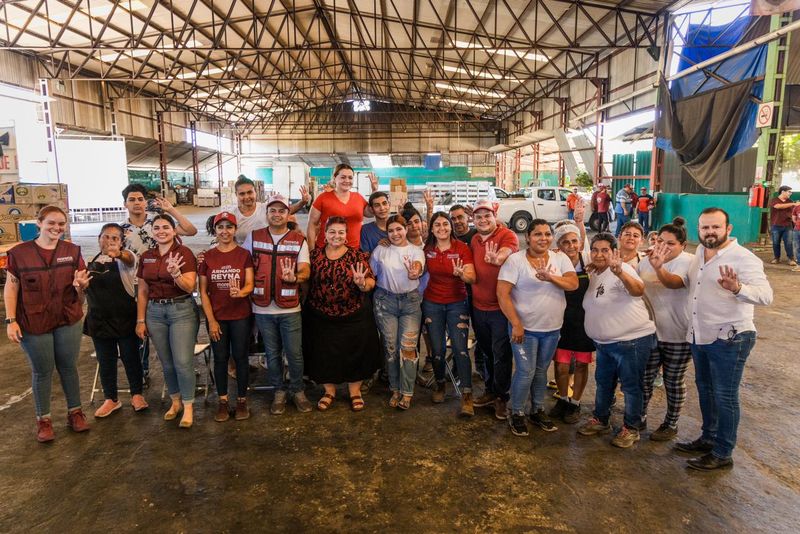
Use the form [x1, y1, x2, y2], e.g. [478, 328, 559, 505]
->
[755, 102, 774, 129]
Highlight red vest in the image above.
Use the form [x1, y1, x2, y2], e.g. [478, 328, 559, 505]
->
[8, 240, 84, 335]
[251, 228, 304, 308]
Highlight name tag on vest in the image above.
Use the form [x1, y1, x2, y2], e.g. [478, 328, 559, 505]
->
[56, 256, 74, 264]
[253, 288, 264, 295]
[143, 258, 157, 264]
[253, 241, 273, 251]
[277, 244, 301, 252]
[281, 288, 297, 297]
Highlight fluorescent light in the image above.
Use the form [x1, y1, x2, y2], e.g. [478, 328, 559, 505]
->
[98, 48, 151, 62]
[176, 66, 234, 79]
[369, 154, 393, 168]
[453, 40, 549, 63]
[435, 82, 504, 99]
[437, 97, 491, 110]
[83, 1, 149, 17]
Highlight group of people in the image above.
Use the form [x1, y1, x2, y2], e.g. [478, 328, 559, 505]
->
[4, 166, 775, 472]
[768, 184, 800, 270]
[587, 183, 655, 236]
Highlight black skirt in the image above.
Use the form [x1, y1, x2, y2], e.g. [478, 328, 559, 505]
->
[303, 302, 382, 384]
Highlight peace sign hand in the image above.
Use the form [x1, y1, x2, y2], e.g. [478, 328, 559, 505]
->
[609, 249, 623, 276]
[299, 185, 311, 205]
[718, 265, 741, 294]
[73, 269, 92, 291]
[279, 257, 297, 283]
[351, 263, 368, 290]
[484, 241, 500, 265]
[648, 242, 669, 270]
[403, 255, 422, 280]
[532, 258, 555, 281]
[423, 189, 435, 212]
[452, 258, 466, 278]
[574, 198, 586, 224]
[229, 277, 243, 298]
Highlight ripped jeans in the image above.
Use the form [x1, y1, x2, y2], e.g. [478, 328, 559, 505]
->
[374, 287, 422, 396]
[422, 299, 472, 391]
[509, 328, 560, 416]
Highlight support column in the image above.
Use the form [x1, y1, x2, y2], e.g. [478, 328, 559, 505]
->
[593, 80, 607, 185]
[156, 111, 168, 197]
[558, 98, 568, 186]
[38, 79, 61, 183]
[190, 120, 200, 192]
[513, 149, 521, 190]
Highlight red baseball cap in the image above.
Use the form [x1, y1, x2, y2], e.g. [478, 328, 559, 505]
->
[267, 194, 290, 209]
[473, 198, 497, 213]
[213, 211, 237, 226]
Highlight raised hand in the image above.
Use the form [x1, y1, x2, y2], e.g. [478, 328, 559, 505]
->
[648, 242, 669, 270]
[165, 252, 185, 278]
[279, 257, 297, 283]
[351, 262, 368, 290]
[423, 189, 435, 212]
[484, 241, 500, 265]
[574, 198, 586, 224]
[532, 257, 555, 281]
[299, 185, 311, 205]
[154, 196, 175, 214]
[105, 242, 121, 259]
[377, 237, 391, 248]
[403, 255, 422, 280]
[452, 258, 466, 278]
[229, 277, 243, 298]
[609, 249, 623, 276]
[369, 173, 379, 192]
[717, 265, 741, 293]
[73, 269, 92, 291]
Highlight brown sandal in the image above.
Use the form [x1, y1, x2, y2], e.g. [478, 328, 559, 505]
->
[350, 395, 365, 412]
[388, 391, 402, 408]
[317, 393, 335, 411]
[398, 395, 412, 411]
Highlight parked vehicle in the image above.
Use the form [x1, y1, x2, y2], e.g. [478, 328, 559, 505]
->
[493, 187, 594, 233]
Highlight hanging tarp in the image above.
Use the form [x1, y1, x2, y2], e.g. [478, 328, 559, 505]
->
[656, 77, 755, 190]
[751, 0, 800, 16]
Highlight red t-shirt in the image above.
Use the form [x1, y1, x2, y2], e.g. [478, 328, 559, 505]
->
[312, 190, 367, 249]
[769, 196, 794, 227]
[423, 239, 474, 304]
[470, 226, 519, 311]
[137, 242, 197, 299]
[595, 192, 611, 213]
[793, 204, 800, 231]
[198, 246, 254, 321]
[637, 195, 654, 212]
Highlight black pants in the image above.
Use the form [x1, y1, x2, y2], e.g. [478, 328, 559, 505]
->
[210, 316, 253, 398]
[92, 333, 144, 400]
[472, 308, 513, 401]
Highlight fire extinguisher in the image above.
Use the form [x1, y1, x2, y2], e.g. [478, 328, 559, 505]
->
[748, 184, 765, 207]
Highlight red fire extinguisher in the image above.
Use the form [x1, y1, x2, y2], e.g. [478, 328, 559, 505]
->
[748, 184, 765, 207]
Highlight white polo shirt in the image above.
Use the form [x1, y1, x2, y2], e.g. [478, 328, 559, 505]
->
[638, 251, 693, 343]
[225, 203, 268, 244]
[583, 262, 656, 344]
[686, 239, 773, 345]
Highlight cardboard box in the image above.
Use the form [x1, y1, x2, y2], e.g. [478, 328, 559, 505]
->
[58, 183, 68, 198]
[12, 184, 34, 204]
[0, 222, 19, 243]
[31, 184, 61, 204]
[0, 204, 38, 217]
[0, 183, 15, 204]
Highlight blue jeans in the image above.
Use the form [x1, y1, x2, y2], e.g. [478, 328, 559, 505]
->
[770, 224, 794, 260]
[593, 334, 655, 429]
[254, 312, 304, 393]
[509, 328, 560, 415]
[638, 211, 650, 235]
[92, 333, 143, 400]
[794, 230, 800, 263]
[691, 331, 756, 460]
[211, 316, 253, 398]
[472, 308, 513, 401]
[422, 299, 472, 391]
[374, 287, 422, 396]
[567, 210, 575, 220]
[146, 298, 200, 403]
[20, 321, 83, 418]
[614, 210, 630, 237]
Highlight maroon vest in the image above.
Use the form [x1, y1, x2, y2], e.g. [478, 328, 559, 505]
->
[8, 240, 84, 335]
[250, 228, 304, 308]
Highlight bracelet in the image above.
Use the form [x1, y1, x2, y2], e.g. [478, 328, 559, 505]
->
[136, 319, 146, 324]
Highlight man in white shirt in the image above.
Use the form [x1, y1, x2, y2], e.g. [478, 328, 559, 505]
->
[675, 208, 773, 471]
[228, 176, 310, 244]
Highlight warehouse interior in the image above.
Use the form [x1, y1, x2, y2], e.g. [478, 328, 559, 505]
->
[1, 0, 800, 532]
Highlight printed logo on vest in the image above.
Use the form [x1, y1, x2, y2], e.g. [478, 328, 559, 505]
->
[56, 256, 74, 264]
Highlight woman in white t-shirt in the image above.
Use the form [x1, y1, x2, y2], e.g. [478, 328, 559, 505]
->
[370, 215, 426, 410]
[497, 219, 578, 437]
[578, 232, 656, 449]
[637, 217, 694, 442]
[618, 221, 646, 266]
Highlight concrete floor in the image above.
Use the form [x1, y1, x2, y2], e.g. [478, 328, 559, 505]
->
[0, 207, 798, 532]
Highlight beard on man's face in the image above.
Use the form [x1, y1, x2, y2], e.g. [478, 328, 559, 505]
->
[700, 232, 728, 249]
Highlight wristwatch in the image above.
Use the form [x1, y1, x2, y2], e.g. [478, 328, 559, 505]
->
[5, 318, 16, 324]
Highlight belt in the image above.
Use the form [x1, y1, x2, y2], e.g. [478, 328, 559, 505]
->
[149, 294, 192, 305]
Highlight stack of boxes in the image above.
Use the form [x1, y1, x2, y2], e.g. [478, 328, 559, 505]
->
[389, 178, 408, 213]
[0, 182, 70, 243]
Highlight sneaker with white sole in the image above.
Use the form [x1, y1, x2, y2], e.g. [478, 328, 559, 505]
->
[578, 417, 611, 436]
[508, 414, 529, 436]
[292, 391, 313, 413]
[270, 390, 287, 415]
[611, 426, 641, 448]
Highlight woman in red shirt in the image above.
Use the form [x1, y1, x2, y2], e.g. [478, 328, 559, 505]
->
[307, 164, 371, 249]
[4, 206, 90, 442]
[422, 212, 476, 416]
[198, 212, 254, 422]
[136, 214, 199, 428]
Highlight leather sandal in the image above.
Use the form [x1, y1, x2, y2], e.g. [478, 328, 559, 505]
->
[388, 391, 402, 408]
[350, 395, 365, 412]
[398, 395, 412, 411]
[317, 393, 335, 411]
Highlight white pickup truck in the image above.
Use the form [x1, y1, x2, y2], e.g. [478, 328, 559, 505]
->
[493, 187, 593, 233]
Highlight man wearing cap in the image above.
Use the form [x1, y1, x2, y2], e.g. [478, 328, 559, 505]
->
[469, 199, 519, 420]
[228, 176, 311, 244]
[592, 185, 612, 233]
[636, 187, 656, 235]
[767, 185, 799, 265]
[566, 187, 581, 220]
[242, 194, 312, 414]
[614, 184, 633, 238]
